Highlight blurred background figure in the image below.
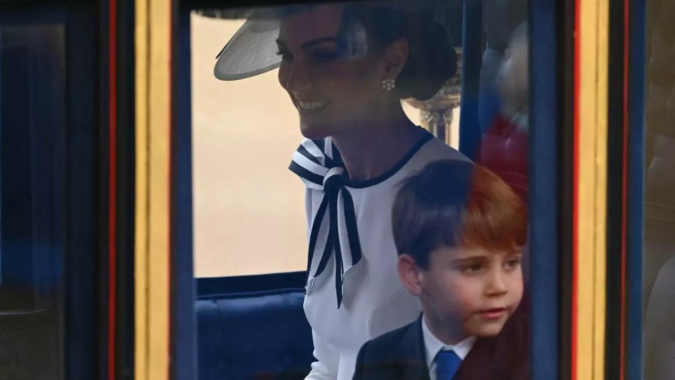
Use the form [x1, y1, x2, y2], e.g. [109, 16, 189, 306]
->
[477, 22, 529, 204]
[496, 23, 529, 131]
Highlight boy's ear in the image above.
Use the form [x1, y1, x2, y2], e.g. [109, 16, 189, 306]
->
[398, 254, 424, 296]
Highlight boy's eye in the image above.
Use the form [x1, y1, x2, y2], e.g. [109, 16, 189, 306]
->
[505, 258, 522, 269]
[460, 264, 483, 274]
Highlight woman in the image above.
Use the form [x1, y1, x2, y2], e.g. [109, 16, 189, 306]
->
[215, 3, 468, 380]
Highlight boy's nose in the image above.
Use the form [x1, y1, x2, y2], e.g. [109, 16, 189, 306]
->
[485, 270, 508, 296]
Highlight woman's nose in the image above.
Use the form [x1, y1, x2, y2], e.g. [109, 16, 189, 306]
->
[281, 61, 312, 94]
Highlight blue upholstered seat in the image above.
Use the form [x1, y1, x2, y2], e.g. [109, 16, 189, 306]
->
[196, 289, 314, 380]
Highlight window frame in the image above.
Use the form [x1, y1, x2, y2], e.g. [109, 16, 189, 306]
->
[170, 1, 573, 380]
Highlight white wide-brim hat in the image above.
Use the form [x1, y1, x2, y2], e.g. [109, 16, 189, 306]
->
[213, 0, 466, 81]
[214, 10, 282, 81]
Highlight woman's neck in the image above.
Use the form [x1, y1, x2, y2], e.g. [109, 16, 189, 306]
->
[330, 109, 424, 181]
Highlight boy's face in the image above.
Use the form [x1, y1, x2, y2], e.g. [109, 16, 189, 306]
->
[418, 246, 524, 338]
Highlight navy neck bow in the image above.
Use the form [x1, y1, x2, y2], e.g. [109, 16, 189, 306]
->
[289, 138, 363, 308]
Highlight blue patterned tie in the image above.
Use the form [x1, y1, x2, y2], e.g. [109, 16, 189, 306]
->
[436, 350, 461, 380]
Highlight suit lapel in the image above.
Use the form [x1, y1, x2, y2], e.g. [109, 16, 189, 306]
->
[396, 316, 430, 380]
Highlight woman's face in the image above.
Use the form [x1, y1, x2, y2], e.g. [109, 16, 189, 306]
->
[276, 5, 389, 140]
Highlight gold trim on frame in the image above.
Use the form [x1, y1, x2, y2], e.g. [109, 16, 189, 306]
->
[575, 0, 609, 379]
[134, 0, 173, 379]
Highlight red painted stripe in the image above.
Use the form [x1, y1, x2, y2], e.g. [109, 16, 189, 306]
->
[572, 0, 581, 378]
[620, 0, 630, 379]
[108, 0, 117, 379]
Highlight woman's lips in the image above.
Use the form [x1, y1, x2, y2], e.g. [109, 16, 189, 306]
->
[297, 100, 329, 112]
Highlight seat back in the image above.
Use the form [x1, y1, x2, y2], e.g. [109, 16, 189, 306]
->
[197, 289, 314, 380]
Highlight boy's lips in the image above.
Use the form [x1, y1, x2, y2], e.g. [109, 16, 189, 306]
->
[477, 307, 507, 320]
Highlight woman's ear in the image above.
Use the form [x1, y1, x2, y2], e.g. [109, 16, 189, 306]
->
[398, 254, 424, 296]
[381, 38, 409, 80]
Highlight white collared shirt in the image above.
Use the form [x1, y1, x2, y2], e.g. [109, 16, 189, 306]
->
[422, 316, 477, 380]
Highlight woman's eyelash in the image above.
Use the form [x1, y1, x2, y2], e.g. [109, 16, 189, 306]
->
[276, 51, 293, 61]
[275, 50, 338, 60]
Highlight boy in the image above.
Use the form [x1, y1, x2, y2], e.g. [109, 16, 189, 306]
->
[352, 161, 529, 380]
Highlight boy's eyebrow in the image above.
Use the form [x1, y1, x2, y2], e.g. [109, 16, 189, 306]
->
[450, 250, 522, 263]
[449, 255, 488, 264]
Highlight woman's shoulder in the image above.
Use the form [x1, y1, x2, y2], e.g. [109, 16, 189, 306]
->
[367, 287, 421, 339]
[422, 137, 471, 161]
[404, 136, 472, 174]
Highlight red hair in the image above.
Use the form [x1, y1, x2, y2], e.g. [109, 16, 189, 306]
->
[393, 161, 527, 268]
[460, 165, 528, 250]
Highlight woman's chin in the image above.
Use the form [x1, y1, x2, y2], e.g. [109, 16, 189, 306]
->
[300, 121, 333, 140]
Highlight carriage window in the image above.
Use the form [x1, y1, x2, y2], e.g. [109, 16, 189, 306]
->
[643, 1, 675, 379]
[191, 10, 463, 278]
[191, 6, 470, 278]
[191, 13, 308, 277]
[0, 24, 66, 380]
[191, 2, 534, 380]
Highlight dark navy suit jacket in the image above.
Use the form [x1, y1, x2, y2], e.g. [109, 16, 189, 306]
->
[352, 306, 530, 380]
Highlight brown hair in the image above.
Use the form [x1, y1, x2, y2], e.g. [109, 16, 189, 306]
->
[341, 4, 457, 101]
[392, 160, 527, 269]
[277, 3, 457, 101]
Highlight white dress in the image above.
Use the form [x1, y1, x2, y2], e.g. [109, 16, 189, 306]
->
[289, 129, 470, 380]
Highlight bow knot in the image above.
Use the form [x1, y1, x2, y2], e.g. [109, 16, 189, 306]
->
[289, 139, 362, 309]
[323, 166, 346, 191]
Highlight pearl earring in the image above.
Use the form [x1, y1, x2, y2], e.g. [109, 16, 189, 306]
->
[381, 79, 396, 92]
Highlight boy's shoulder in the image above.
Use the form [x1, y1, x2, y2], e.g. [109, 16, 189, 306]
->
[361, 319, 418, 359]
[354, 319, 427, 380]
[457, 304, 531, 380]
[357, 309, 530, 380]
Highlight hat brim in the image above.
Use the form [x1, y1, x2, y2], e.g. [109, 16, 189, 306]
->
[214, 16, 282, 81]
[213, 1, 469, 81]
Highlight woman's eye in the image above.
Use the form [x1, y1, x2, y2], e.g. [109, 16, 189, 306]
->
[276, 51, 293, 62]
[309, 51, 339, 63]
